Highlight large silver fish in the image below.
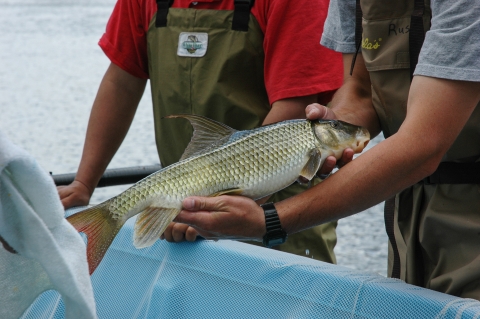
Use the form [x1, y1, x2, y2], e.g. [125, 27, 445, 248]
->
[67, 114, 370, 274]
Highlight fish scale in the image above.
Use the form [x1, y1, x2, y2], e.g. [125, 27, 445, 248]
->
[67, 115, 369, 274]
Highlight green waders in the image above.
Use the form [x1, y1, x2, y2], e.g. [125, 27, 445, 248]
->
[358, 0, 480, 298]
[146, 2, 337, 263]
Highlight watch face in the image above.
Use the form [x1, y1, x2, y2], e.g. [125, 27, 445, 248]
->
[268, 237, 286, 247]
[263, 229, 287, 247]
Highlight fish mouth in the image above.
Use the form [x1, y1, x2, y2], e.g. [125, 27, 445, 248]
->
[353, 130, 370, 153]
[355, 138, 369, 152]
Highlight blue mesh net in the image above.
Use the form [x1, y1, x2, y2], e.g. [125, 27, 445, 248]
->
[21, 207, 480, 318]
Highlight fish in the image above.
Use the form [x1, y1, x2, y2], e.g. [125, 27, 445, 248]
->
[67, 114, 370, 274]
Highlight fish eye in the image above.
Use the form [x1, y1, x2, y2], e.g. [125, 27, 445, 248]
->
[330, 121, 339, 129]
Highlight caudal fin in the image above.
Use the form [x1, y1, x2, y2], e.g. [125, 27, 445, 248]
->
[67, 203, 124, 274]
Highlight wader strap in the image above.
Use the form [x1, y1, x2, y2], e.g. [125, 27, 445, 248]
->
[155, 0, 174, 28]
[350, 0, 363, 75]
[232, 0, 255, 32]
[384, 196, 401, 278]
[409, 0, 425, 80]
[422, 162, 480, 185]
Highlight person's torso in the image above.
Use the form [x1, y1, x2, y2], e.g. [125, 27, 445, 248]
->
[359, 0, 480, 298]
[360, 0, 480, 163]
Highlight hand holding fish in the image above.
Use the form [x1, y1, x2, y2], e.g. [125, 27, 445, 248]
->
[175, 196, 265, 242]
[161, 197, 271, 243]
[306, 103, 355, 175]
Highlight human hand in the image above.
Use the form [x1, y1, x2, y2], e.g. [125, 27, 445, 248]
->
[56, 180, 92, 209]
[160, 222, 199, 242]
[174, 195, 266, 242]
[305, 103, 355, 176]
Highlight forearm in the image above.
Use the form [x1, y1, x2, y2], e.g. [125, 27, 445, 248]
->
[262, 95, 318, 125]
[278, 76, 480, 235]
[329, 54, 381, 137]
[75, 63, 147, 193]
[277, 132, 427, 233]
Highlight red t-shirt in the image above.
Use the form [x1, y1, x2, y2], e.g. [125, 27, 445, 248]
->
[99, 0, 343, 105]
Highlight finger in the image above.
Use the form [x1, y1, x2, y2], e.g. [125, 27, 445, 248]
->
[162, 222, 175, 242]
[57, 186, 71, 199]
[61, 194, 77, 210]
[172, 223, 190, 242]
[305, 103, 326, 120]
[318, 156, 337, 175]
[305, 103, 337, 120]
[64, 193, 90, 210]
[174, 210, 211, 230]
[338, 148, 355, 168]
[60, 198, 71, 210]
[185, 227, 199, 242]
[182, 196, 222, 212]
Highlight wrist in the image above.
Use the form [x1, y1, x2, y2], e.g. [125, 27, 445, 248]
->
[73, 178, 94, 196]
[261, 202, 287, 248]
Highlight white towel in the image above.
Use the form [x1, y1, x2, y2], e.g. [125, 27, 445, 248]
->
[0, 131, 97, 319]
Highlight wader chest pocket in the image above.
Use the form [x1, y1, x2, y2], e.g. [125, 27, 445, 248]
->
[362, 17, 411, 72]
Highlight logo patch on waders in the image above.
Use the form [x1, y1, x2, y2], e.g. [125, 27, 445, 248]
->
[177, 32, 208, 57]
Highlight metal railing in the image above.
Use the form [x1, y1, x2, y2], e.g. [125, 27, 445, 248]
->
[51, 164, 162, 187]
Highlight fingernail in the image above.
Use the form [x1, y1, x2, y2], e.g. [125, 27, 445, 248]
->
[183, 198, 195, 210]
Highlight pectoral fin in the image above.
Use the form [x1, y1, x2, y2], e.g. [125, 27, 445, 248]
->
[300, 149, 322, 181]
[209, 187, 244, 197]
[134, 206, 180, 248]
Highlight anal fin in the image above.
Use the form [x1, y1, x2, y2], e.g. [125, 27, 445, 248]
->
[134, 206, 180, 248]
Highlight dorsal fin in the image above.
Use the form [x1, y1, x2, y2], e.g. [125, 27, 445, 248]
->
[164, 114, 237, 161]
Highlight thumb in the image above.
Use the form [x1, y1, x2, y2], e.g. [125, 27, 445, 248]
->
[305, 103, 337, 120]
[183, 196, 218, 212]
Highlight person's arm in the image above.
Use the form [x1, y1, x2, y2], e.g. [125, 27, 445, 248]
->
[277, 75, 480, 234]
[174, 74, 480, 242]
[262, 95, 316, 124]
[57, 63, 147, 208]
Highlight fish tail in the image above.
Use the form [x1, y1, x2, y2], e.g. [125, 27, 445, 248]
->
[67, 202, 123, 274]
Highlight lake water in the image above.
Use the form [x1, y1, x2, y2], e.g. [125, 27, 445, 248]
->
[0, 0, 388, 276]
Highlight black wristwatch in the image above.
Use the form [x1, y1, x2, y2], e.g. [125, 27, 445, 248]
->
[261, 202, 287, 248]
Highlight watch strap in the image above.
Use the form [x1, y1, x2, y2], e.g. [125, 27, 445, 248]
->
[261, 202, 287, 247]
